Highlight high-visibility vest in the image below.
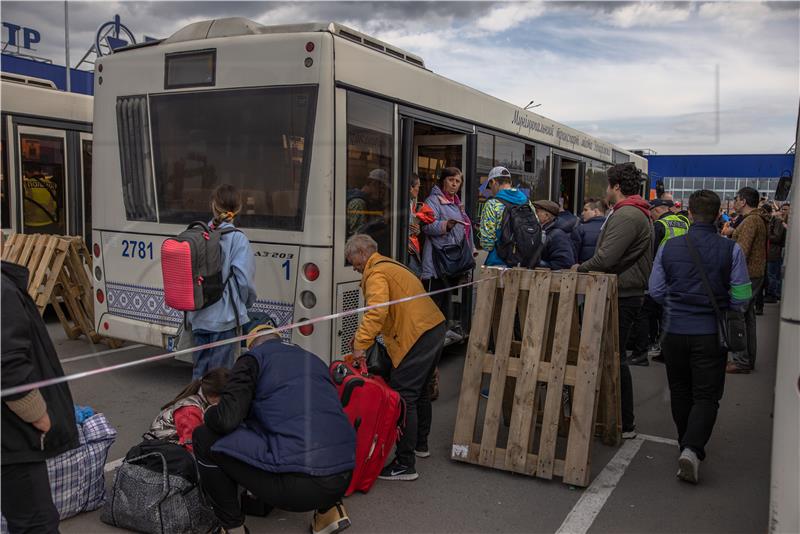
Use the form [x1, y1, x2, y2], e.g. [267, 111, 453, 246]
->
[656, 214, 690, 246]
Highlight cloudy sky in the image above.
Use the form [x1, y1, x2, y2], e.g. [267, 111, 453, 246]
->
[3, 1, 798, 154]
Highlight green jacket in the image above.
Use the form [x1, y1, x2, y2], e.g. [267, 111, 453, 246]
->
[578, 204, 654, 298]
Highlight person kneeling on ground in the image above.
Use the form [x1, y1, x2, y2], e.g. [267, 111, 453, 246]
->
[648, 190, 752, 484]
[533, 200, 577, 270]
[192, 320, 356, 534]
[147, 368, 229, 453]
[346, 234, 446, 481]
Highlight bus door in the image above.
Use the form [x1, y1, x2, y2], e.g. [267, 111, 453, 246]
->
[78, 133, 92, 246]
[16, 126, 69, 235]
[552, 153, 585, 214]
[399, 116, 474, 339]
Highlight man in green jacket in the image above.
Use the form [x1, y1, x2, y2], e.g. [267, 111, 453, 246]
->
[573, 163, 653, 438]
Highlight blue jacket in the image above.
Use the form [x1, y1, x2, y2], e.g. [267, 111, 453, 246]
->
[188, 221, 257, 332]
[576, 216, 605, 263]
[212, 340, 356, 476]
[540, 212, 578, 270]
[479, 188, 531, 267]
[649, 223, 752, 335]
[421, 185, 473, 280]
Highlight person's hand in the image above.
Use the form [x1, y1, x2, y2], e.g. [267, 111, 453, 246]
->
[32, 412, 51, 434]
[410, 223, 420, 235]
[446, 219, 458, 232]
[570, 264, 580, 272]
[352, 348, 366, 361]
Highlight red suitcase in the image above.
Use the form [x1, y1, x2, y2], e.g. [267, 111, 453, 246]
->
[330, 359, 404, 495]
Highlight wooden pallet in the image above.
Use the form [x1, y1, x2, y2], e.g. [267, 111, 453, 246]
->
[451, 267, 620, 487]
[2, 233, 120, 347]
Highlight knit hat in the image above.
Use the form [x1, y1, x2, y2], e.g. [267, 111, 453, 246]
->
[533, 200, 560, 217]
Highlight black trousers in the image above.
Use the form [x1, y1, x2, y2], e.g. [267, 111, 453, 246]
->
[389, 322, 446, 468]
[663, 333, 727, 460]
[1, 461, 59, 534]
[618, 297, 643, 432]
[631, 295, 662, 355]
[426, 278, 454, 323]
[193, 426, 351, 530]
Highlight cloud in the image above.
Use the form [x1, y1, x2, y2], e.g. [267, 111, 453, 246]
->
[606, 2, 693, 28]
[474, 1, 545, 33]
[1, 1, 796, 154]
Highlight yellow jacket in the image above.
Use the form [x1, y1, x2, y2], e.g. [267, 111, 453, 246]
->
[353, 253, 445, 367]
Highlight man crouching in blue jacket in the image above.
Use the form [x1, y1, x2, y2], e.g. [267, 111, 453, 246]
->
[648, 190, 751, 485]
[193, 320, 356, 534]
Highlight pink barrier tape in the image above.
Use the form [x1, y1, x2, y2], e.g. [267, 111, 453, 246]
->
[1, 270, 505, 397]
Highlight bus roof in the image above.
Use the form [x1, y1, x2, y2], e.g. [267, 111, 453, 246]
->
[113, 17, 645, 169]
[0, 78, 92, 123]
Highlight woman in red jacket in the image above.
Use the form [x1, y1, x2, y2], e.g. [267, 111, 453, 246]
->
[147, 368, 229, 452]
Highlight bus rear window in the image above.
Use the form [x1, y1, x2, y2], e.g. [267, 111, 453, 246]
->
[149, 85, 317, 231]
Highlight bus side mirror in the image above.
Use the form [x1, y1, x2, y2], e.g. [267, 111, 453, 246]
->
[775, 173, 792, 202]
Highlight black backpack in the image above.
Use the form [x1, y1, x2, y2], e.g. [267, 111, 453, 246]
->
[496, 200, 544, 268]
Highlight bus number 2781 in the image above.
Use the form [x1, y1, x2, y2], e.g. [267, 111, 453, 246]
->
[121, 240, 154, 260]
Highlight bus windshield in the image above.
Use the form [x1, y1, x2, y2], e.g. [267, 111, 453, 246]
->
[148, 85, 317, 231]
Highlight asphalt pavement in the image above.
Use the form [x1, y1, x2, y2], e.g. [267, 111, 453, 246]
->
[52, 303, 781, 533]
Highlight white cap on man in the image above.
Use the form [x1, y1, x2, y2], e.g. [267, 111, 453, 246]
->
[480, 166, 512, 197]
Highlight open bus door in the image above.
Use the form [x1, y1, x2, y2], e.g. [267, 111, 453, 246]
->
[398, 114, 475, 342]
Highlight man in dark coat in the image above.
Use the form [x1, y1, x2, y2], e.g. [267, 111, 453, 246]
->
[576, 198, 607, 263]
[533, 200, 577, 270]
[2, 260, 79, 534]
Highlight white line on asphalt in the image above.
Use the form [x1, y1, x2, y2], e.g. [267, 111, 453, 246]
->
[104, 457, 124, 473]
[639, 433, 680, 447]
[60, 344, 146, 364]
[555, 438, 645, 534]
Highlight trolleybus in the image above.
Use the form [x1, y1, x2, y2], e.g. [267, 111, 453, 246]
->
[91, 18, 647, 360]
[1, 73, 93, 244]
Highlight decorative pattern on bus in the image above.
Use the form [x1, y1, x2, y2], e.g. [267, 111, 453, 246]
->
[106, 281, 294, 336]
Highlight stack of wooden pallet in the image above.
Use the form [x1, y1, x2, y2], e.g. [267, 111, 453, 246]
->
[1, 233, 117, 346]
[451, 267, 620, 487]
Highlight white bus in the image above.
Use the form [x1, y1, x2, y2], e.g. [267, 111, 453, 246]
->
[1, 74, 93, 244]
[768, 112, 797, 534]
[91, 18, 647, 360]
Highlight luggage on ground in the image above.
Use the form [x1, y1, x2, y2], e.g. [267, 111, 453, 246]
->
[330, 359, 404, 495]
[161, 221, 241, 311]
[496, 200, 544, 268]
[1, 413, 116, 532]
[101, 438, 218, 534]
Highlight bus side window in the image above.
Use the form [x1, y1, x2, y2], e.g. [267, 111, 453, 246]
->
[345, 92, 393, 260]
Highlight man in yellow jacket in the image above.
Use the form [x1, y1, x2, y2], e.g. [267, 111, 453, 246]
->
[346, 234, 446, 481]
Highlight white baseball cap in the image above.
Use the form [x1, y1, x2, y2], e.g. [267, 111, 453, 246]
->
[488, 166, 511, 180]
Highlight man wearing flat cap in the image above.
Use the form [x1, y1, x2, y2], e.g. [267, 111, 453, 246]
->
[533, 200, 576, 270]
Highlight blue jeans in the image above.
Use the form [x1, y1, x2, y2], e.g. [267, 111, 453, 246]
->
[192, 328, 238, 380]
[766, 259, 782, 298]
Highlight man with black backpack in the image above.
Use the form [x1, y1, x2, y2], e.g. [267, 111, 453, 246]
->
[478, 166, 543, 268]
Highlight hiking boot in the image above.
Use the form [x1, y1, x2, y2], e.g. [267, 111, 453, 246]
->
[312, 502, 351, 534]
[677, 449, 700, 484]
[628, 353, 649, 366]
[378, 461, 419, 481]
[415, 445, 431, 458]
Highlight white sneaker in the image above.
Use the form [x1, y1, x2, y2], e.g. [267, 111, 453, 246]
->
[677, 448, 700, 484]
[622, 428, 638, 439]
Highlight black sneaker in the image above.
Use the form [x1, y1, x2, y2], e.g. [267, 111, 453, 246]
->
[628, 353, 649, 366]
[378, 461, 419, 481]
[651, 353, 665, 364]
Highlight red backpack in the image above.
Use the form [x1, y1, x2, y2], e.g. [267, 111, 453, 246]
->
[161, 221, 241, 311]
[329, 360, 404, 495]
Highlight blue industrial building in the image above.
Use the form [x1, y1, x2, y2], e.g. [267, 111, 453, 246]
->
[646, 153, 795, 207]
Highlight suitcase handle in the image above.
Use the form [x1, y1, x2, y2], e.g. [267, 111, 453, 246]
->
[341, 377, 365, 407]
